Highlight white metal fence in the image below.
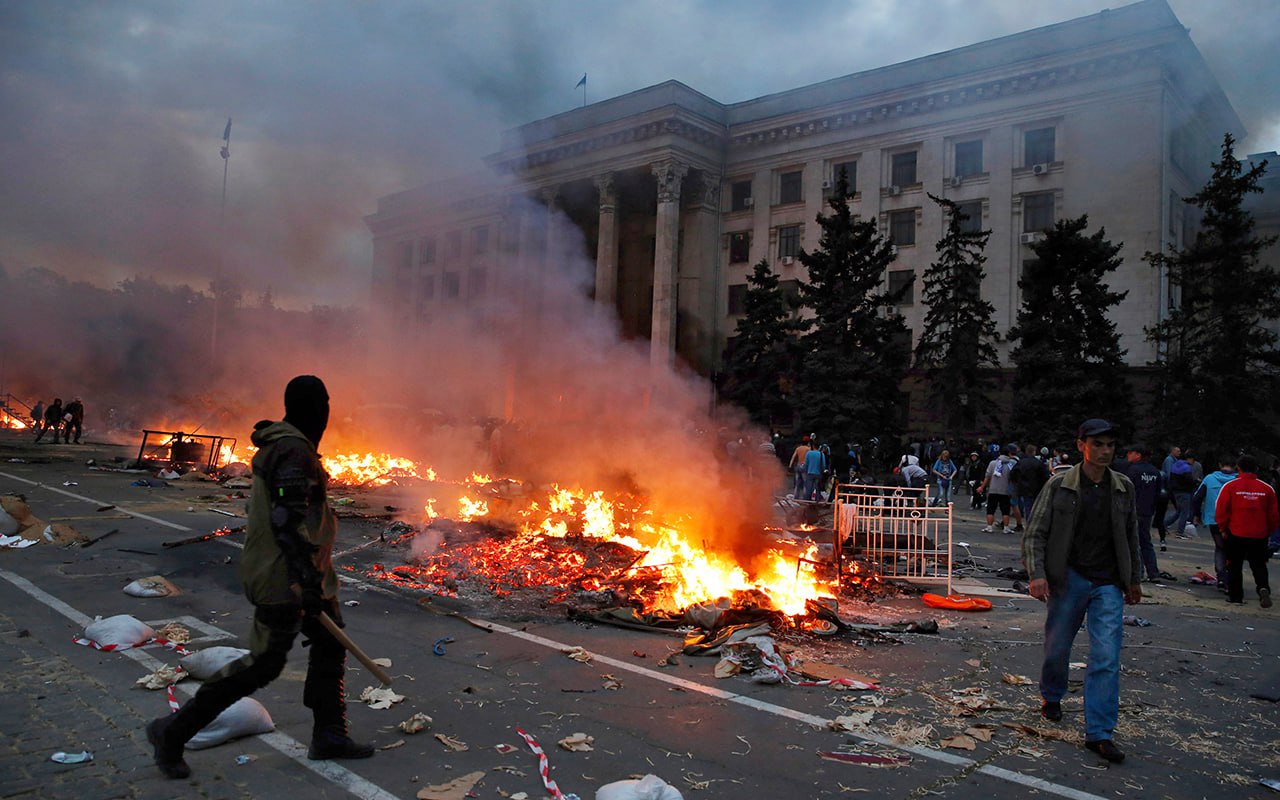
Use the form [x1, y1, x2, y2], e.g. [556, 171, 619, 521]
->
[833, 483, 953, 594]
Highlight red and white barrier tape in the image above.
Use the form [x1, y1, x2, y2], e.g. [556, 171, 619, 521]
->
[514, 727, 579, 800]
[72, 636, 191, 656]
[166, 684, 181, 713]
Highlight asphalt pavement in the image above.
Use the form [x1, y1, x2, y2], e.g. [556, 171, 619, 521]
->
[1, 430, 1278, 800]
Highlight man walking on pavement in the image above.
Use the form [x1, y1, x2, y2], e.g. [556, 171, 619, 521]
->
[1119, 444, 1172, 584]
[1193, 455, 1238, 590]
[1022, 418, 1141, 763]
[1215, 453, 1279, 608]
[147, 375, 373, 779]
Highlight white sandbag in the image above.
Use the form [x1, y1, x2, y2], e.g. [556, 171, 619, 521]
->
[185, 697, 274, 750]
[83, 615, 155, 648]
[0, 506, 18, 536]
[123, 576, 175, 597]
[596, 775, 684, 800]
[180, 646, 250, 680]
[1184, 522, 1198, 538]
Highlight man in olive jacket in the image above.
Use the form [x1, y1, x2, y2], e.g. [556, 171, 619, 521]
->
[1021, 418, 1141, 764]
[147, 375, 372, 779]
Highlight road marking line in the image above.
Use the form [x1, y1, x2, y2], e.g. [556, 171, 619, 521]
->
[4, 476, 1106, 800]
[0, 471, 193, 531]
[0, 568, 405, 800]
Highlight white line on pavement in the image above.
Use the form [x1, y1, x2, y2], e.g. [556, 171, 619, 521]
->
[0, 568, 405, 800]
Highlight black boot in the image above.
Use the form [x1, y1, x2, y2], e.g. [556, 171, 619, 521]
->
[146, 715, 191, 779]
[309, 724, 375, 760]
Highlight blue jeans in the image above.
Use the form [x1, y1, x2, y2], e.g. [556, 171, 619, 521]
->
[1165, 492, 1192, 536]
[933, 479, 951, 505]
[802, 472, 820, 501]
[1040, 567, 1124, 742]
[1136, 514, 1158, 581]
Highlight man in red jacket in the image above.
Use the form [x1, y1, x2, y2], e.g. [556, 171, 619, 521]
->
[1215, 454, 1280, 608]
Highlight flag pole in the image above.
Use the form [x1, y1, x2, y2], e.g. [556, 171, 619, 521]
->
[212, 117, 231, 363]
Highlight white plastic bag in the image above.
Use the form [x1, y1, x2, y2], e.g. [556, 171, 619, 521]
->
[1184, 522, 1197, 538]
[596, 774, 684, 800]
[180, 646, 250, 680]
[123, 577, 173, 597]
[186, 697, 274, 749]
[83, 615, 155, 648]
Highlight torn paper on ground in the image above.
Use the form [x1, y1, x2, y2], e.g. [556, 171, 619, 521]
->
[359, 686, 405, 709]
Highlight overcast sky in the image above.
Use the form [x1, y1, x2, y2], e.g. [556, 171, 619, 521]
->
[1, 0, 1275, 309]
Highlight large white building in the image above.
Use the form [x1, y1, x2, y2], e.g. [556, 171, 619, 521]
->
[366, 0, 1242, 389]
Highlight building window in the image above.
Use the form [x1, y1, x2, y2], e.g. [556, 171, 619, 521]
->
[729, 232, 751, 263]
[889, 209, 916, 246]
[779, 170, 803, 205]
[418, 236, 437, 265]
[1025, 127, 1056, 166]
[446, 230, 462, 260]
[832, 160, 857, 193]
[957, 201, 983, 234]
[955, 140, 983, 177]
[728, 283, 748, 316]
[778, 225, 801, 259]
[1023, 193, 1055, 232]
[888, 270, 916, 306]
[891, 151, 917, 187]
[468, 267, 486, 299]
[472, 225, 489, 255]
[443, 272, 461, 298]
[399, 242, 414, 270]
[731, 180, 753, 211]
[418, 275, 436, 305]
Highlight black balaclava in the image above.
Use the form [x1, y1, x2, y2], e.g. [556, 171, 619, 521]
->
[283, 375, 329, 448]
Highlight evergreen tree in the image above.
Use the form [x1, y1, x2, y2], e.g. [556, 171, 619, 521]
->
[794, 168, 910, 450]
[719, 258, 800, 428]
[1145, 134, 1280, 455]
[915, 194, 1001, 433]
[1008, 215, 1131, 443]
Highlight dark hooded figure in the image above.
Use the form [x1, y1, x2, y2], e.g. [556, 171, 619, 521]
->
[34, 398, 62, 443]
[147, 375, 372, 779]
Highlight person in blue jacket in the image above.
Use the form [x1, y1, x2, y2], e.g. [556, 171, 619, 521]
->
[1193, 455, 1238, 589]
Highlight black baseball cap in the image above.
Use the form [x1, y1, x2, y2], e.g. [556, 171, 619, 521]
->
[1077, 418, 1117, 439]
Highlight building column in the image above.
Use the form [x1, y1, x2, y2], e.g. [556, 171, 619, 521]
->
[680, 171, 721, 374]
[537, 185, 561, 322]
[593, 172, 619, 309]
[650, 158, 688, 369]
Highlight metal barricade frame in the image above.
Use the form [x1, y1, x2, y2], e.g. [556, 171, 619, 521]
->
[833, 482, 952, 595]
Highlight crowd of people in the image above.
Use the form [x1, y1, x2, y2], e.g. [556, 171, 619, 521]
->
[29, 396, 86, 444]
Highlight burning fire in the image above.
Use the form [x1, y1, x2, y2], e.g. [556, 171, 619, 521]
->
[323, 452, 436, 486]
[0, 409, 29, 430]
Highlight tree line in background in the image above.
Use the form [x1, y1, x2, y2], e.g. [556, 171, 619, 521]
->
[720, 134, 1279, 461]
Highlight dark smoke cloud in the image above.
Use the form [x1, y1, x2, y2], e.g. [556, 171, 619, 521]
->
[1, 1, 1274, 311]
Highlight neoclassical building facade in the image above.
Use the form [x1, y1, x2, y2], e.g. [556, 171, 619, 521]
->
[366, 0, 1242, 383]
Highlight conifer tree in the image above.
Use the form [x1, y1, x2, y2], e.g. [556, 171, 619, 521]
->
[719, 258, 800, 427]
[794, 168, 910, 449]
[1145, 134, 1279, 454]
[915, 194, 1001, 433]
[1008, 215, 1131, 442]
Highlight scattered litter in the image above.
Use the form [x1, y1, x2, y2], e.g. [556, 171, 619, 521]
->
[124, 576, 181, 598]
[829, 710, 875, 732]
[0, 534, 38, 548]
[1123, 615, 1152, 627]
[964, 724, 996, 742]
[50, 751, 93, 764]
[156, 469, 181, 480]
[1260, 778, 1280, 792]
[817, 751, 911, 768]
[360, 686, 405, 709]
[964, 659, 981, 668]
[941, 687, 1001, 715]
[330, 497, 355, 506]
[1001, 722, 1076, 742]
[1069, 662, 1087, 670]
[494, 743, 517, 754]
[432, 636, 454, 656]
[415, 770, 485, 800]
[371, 657, 392, 668]
[222, 477, 252, 489]
[596, 773, 685, 800]
[187, 698, 274, 749]
[235, 754, 257, 765]
[96, 505, 115, 512]
[921, 593, 992, 612]
[62, 481, 78, 487]
[434, 733, 469, 752]
[515, 727, 580, 800]
[941, 734, 978, 750]
[131, 478, 170, 488]
[181, 647, 250, 679]
[380, 739, 406, 750]
[399, 712, 432, 734]
[886, 721, 934, 747]
[1001, 673, 1033, 686]
[156, 622, 191, 643]
[1189, 571, 1217, 586]
[344, 600, 361, 607]
[135, 664, 185, 690]
[43, 523, 89, 546]
[558, 732, 595, 752]
[565, 646, 593, 663]
[601, 674, 623, 690]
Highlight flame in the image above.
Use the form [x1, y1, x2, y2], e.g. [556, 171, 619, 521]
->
[1, 409, 29, 430]
[323, 452, 437, 486]
[457, 496, 489, 521]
